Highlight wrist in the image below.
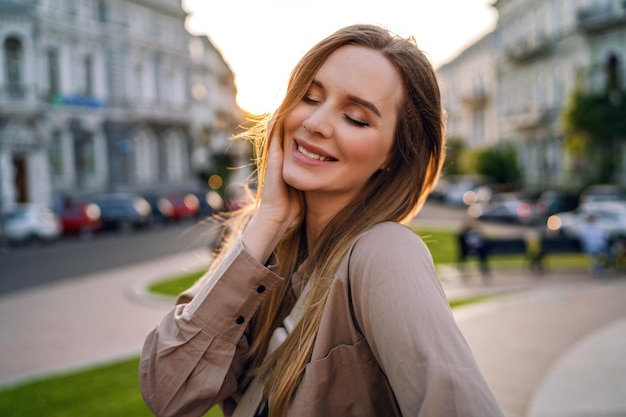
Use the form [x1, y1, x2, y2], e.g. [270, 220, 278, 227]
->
[241, 214, 289, 264]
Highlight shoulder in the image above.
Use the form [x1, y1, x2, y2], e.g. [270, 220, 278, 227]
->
[350, 221, 431, 262]
[343, 222, 437, 291]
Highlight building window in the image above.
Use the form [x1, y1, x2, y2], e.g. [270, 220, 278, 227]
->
[49, 132, 64, 179]
[97, 0, 107, 22]
[4, 37, 23, 98]
[153, 55, 162, 104]
[75, 135, 96, 187]
[47, 48, 60, 99]
[84, 55, 94, 96]
[606, 53, 621, 90]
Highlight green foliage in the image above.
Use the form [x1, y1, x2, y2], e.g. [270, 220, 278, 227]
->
[564, 90, 626, 142]
[442, 136, 468, 176]
[473, 145, 520, 185]
[563, 90, 626, 183]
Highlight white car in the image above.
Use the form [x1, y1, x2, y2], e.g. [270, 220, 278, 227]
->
[2, 204, 61, 244]
[547, 207, 626, 240]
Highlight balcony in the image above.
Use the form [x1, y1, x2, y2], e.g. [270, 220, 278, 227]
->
[578, 0, 626, 33]
[461, 87, 490, 108]
[506, 107, 560, 130]
[0, 84, 39, 113]
[506, 34, 553, 64]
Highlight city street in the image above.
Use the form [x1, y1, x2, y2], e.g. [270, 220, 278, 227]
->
[0, 220, 220, 295]
[0, 201, 529, 295]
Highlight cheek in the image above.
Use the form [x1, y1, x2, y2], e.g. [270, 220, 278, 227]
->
[283, 105, 307, 133]
[352, 135, 393, 169]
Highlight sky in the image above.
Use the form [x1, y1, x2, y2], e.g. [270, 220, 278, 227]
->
[182, 0, 498, 115]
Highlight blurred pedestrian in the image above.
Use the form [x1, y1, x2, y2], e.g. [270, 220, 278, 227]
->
[578, 214, 610, 277]
[140, 24, 504, 417]
[458, 220, 490, 277]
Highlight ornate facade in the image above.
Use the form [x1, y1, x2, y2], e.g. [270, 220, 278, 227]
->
[0, 0, 243, 210]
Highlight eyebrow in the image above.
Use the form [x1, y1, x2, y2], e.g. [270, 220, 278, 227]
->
[311, 80, 382, 118]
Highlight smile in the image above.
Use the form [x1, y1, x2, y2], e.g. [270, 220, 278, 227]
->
[297, 145, 336, 162]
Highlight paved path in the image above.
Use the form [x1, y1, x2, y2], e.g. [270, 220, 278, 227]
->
[1, 250, 625, 417]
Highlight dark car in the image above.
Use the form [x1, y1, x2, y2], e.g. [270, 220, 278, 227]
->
[143, 194, 175, 226]
[535, 191, 579, 219]
[57, 200, 102, 238]
[467, 192, 540, 224]
[92, 193, 152, 232]
[190, 190, 223, 219]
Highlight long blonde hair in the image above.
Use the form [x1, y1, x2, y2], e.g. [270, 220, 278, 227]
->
[225, 24, 445, 417]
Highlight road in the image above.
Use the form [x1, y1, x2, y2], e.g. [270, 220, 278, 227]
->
[0, 201, 525, 295]
[0, 220, 221, 295]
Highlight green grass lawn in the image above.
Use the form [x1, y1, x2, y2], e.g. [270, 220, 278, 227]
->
[0, 227, 588, 416]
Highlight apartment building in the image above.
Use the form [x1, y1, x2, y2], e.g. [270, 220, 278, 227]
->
[437, 0, 626, 190]
[0, 0, 243, 210]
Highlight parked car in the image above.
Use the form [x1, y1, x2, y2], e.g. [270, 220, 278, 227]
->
[467, 192, 539, 224]
[143, 194, 175, 226]
[548, 206, 626, 241]
[441, 175, 493, 206]
[92, 193, 152, 232]
[190, 190, 222, 219]
[579, 184, 626, 211]
[535, 190, 579, 219]
[56, 200, 102, 238]
[2, 204, 61, 244]
[160, 192, 200, 221]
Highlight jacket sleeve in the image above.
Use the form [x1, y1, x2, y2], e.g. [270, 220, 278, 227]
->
[349, 223, 505, 417]
[139, 238, 284, 417]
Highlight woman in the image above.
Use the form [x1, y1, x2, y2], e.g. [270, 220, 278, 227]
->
[140, 24, 504, 417]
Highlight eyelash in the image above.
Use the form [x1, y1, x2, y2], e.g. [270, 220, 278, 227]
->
[345, 115, 370, 128]
[302, 95, 371, 128]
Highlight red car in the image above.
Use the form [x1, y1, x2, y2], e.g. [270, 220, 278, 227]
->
[162, 193, 200, 221]
[58, 200, 102, 237]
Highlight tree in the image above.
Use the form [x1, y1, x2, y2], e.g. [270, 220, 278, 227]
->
[474, 145, 520, 186]
[442, 136, 467, 176]
[563, 90, 626, 184]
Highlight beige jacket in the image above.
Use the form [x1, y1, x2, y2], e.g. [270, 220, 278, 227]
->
[139, 222, 505, 417]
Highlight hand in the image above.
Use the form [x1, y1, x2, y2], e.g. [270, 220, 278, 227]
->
[242, 127, 303, 263]
[257, 130, 302, 227]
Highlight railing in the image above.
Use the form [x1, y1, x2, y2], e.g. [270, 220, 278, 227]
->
[461, 87, 490, 108]
[577, 0, 626, 33]
[505, 34, 554, 63]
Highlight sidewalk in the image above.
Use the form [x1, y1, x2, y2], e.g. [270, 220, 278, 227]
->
[1, 251, 625, 417]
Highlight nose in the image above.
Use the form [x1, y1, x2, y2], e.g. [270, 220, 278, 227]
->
[303, 104, 333, 138]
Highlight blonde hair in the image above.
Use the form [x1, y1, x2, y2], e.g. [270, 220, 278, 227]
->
[224, 24, 445, 417]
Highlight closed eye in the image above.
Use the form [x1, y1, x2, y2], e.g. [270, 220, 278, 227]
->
[303, 95, 321, 105]
[344, 114, 370, 128]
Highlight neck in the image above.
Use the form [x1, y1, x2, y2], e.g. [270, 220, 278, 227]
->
[303, 192, 352, 249]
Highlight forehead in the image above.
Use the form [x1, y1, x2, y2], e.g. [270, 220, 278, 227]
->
[315, 45, 404, 111]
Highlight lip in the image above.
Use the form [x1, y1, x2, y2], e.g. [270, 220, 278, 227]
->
[292, 139, 337, 165]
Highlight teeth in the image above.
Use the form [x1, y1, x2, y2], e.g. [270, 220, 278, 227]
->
[298, 145, 332, 161]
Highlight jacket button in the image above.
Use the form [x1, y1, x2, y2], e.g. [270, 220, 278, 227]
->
[256, 285, 266, 294]
[235, 316, 245, 325]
